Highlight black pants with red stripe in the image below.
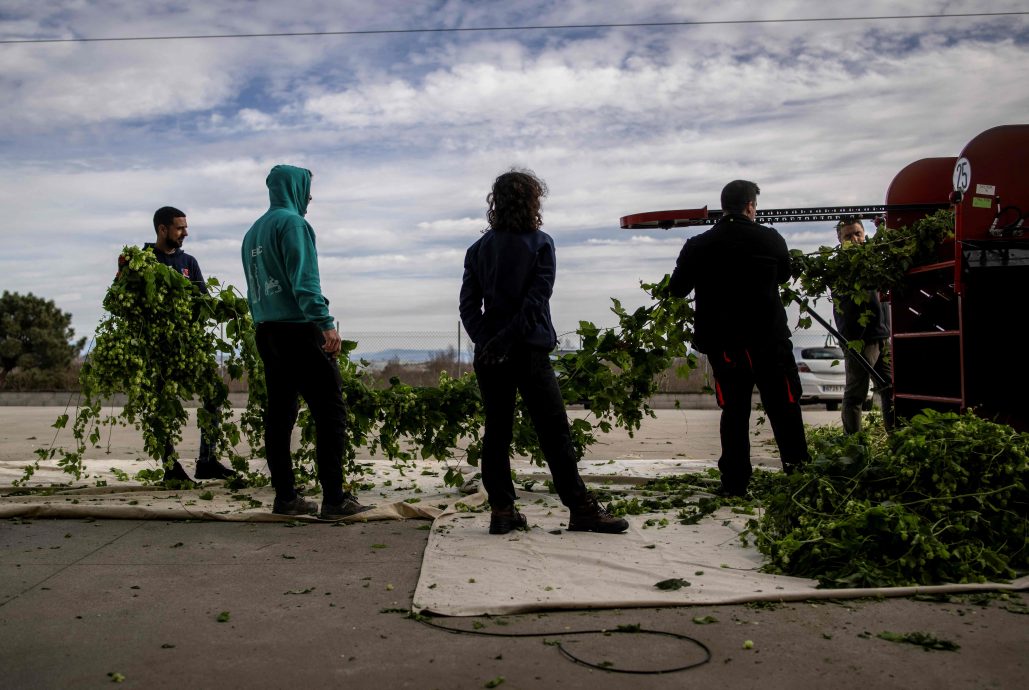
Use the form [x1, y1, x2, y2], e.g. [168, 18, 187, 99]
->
[709, 339, 810, 494]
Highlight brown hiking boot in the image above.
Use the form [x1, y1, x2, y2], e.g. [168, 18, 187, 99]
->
[320, 493, 372, 520]
[489, 505, 528, 535]
[567, 495, 628, 534]
[272, 495, 318, 516]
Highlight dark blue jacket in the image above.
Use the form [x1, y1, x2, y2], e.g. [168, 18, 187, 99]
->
[459, 229, 558, 352]
[142, 243, 207, 295]
[668, 213, 791, 353]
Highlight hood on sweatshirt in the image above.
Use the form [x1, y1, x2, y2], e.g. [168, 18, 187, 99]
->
[266, 164, 312, 217]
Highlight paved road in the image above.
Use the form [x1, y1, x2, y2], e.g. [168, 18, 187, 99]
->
[1, 408, 1026, 689]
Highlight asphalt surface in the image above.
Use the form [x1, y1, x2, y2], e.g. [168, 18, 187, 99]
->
[1, 407, 1027, 689]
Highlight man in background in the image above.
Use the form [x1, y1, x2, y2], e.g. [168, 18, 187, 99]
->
[833, 216, 894, 433]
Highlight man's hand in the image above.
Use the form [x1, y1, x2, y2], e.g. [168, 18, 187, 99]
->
[652, 282, 673, 300]
[476, 333, 510, 366]
[321, 328, 342, 354]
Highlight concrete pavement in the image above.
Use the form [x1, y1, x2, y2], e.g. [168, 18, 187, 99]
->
[1, 407, 1027, 689]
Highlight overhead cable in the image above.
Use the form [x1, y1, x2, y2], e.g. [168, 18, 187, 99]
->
[1, 11, 1026, 45]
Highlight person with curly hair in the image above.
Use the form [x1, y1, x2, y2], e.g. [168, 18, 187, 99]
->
[459, 169, 628, 535]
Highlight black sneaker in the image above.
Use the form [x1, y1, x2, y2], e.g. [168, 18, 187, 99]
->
[567, 495, 628, 534]
[319, 494, 372, 520]
[163, 461, 194, 484]
[272, 495, 318, 516]
[489, 505, 528, 535]
[194, 459, 237, 480]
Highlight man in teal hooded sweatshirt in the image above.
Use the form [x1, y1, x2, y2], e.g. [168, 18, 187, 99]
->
[242, 164, 369, 518]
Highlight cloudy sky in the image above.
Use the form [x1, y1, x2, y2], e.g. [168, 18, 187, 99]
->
[2, 1, 1027, 351]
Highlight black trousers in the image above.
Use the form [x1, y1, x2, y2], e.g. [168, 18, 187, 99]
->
[842, 338, 895, 434]
[160, 390, 223, 463]
[708, 340, 810, 493]
[256, 321, 347, 504]
[473, 347, 588, 508]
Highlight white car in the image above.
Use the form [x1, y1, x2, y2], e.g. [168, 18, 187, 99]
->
[793, 345, 871, 411]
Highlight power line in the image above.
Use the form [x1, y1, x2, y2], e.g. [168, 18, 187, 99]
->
[2, 12, 1026, 45]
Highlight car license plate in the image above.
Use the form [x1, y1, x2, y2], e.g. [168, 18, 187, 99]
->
[823, 385, 843, 393]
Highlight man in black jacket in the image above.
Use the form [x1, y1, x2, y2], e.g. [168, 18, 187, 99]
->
[833, 216, 894, 433]
[667, 180, 809, 495]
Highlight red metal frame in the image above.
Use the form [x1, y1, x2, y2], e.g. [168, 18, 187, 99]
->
[885, 126, 1029, 430]
[883, 156, 966, 414]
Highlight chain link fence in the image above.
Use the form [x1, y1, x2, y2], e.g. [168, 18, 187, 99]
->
[344, 329, 468, 387]
[344, 328, 835, 392]
[792, 330, 838, 349]
[345, 328, 587, 370]
[345, 328, 835, 363]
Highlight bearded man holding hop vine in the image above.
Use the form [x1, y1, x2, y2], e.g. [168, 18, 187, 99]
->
[118, 206, 236, 484]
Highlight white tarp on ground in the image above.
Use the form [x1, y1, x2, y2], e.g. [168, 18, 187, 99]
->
[411, 459, 1029, 616]
[413, 487, 1029, 616]
[4, 455, 1026, 614]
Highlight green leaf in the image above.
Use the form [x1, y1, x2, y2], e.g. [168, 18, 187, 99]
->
[876, 631, 960, 651]
[654, 578, 691, 591]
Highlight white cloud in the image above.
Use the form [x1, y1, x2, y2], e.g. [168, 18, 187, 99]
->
[415, 217, 485, 239]
[2, 1, 1027, 346]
